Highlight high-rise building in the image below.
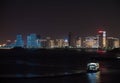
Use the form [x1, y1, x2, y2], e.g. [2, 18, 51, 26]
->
[36, 35, 41, 48]
[46, 37, 51, 48]
[83, 36, 99, 48]
[55, 39, 64, 48]
[63, 39, 69, 47]
[76, 37, 82, 48]
[15, 35, 24, 47]
[40, 39, 47, 48]
[27, 34, 41, 48]
[107, 37, 119, 49]
[98, 30, 107, 48]
[68, 32, 76, 47]
[40, 37, 55, 48]
[49, 40, 55, 48]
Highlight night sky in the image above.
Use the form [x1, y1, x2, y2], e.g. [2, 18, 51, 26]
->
[0, 0, 120, 43]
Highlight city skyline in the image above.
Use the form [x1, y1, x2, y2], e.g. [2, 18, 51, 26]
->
[0, 0, 120, 43]
[0, 33, 119, 49]
[0, 30, 119, 44]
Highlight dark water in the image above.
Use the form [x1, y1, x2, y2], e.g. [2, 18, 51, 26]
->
[0, 57, 120, 83]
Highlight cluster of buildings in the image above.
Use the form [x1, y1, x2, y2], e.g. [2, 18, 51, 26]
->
[0, 31, 120, 49]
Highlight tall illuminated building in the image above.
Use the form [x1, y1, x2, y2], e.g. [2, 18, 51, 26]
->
[64, 39, 69, 47]
[98, 30, 107, 48]
[46, 37, 51, 48]
[114, 38, 119, 48]
[83, 36, 98, 48]
[76, 37, 82, 48]
[107, 37, 119, 49]
[15, 35, 24, 47]
[55, 39, 64, 48]
[27, 34, 41, 48]
[49, 40, 55, 48]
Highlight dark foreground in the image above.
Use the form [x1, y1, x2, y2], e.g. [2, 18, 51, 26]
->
[0, 48, 120, 83]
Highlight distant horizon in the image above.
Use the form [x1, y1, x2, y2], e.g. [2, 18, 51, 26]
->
[0, 31, 119, 44]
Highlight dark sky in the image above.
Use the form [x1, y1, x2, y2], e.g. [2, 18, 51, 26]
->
[0, 0, 120, 43]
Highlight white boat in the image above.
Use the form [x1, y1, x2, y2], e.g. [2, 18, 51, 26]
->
[87, 62, 99, 72]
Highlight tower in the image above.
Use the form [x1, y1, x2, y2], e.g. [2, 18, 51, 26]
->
[27, 34, 41, 48]
[68, 32, 76, 47]
[15, 35, 24, 47]
[98, 30, 107, 48]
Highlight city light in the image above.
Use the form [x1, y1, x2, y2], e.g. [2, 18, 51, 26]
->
[64, 39, 68, 42]
[98, 30, 103, 34]
[2, 44, 6, 47]
[0, 30, 119, 49]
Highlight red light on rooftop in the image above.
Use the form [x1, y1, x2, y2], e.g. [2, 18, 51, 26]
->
[98, 30, 103, 34]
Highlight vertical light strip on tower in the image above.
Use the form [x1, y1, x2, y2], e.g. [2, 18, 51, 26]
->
[103, 31, 106, 48]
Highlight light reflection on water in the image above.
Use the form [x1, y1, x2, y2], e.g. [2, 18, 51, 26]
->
[1, 60, 120, 83]
[87, 72, 100, 83]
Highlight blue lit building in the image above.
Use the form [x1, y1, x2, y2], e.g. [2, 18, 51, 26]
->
[27, 34, 41, 48]
[15, 35, 24, 47]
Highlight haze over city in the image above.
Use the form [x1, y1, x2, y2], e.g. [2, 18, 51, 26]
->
[0, 0, 120, 43]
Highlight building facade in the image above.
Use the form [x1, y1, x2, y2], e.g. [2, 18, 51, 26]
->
[83, 36, 99, 48]
[15, 35, 24, 47]
[27, 34, 41, 48]
[107, 37, 119, 49]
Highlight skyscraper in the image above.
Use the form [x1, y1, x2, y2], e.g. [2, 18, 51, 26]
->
[76, 37, 82, 48]
[83, 36, 98, 48]
[27, 34, 41, 48]
[68, 32, 76, 48]
[107, 37, 119, 49]
[98, 30, 107, 48]
[15, 35, 24, 47]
